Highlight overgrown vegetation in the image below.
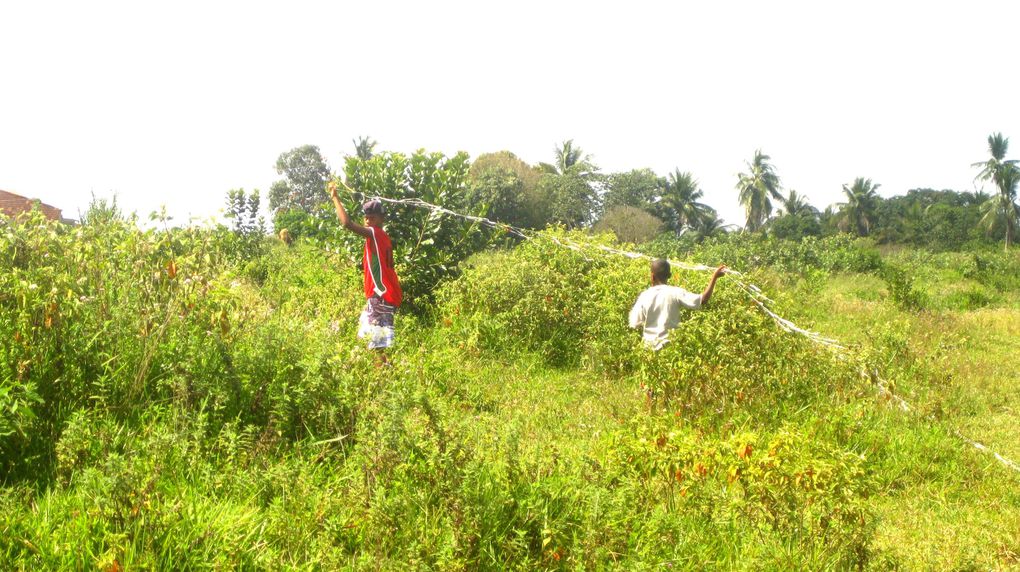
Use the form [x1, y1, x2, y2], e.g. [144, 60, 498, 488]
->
[2, 200, 1019, 569]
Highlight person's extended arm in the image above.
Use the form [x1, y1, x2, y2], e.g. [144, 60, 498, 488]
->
[700, 265, 728, 305]
[328, 181, 373, 239]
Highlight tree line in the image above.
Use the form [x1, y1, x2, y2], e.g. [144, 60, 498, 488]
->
[238, 133, 1019, 252]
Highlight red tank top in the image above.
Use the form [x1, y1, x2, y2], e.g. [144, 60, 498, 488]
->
[363, 226, 402, 306]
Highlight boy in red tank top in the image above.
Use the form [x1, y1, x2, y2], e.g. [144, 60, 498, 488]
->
[328, 181, 402, 364]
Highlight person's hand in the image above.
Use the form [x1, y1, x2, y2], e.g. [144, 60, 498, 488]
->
[327, 180, 340, 200]
[713, 264, 728, 278]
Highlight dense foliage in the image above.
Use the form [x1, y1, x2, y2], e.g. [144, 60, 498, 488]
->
[272, 149, 498, 307]
[2, 156, 1020, 568]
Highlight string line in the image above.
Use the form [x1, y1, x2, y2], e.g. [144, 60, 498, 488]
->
[334, 182, 1019, 474]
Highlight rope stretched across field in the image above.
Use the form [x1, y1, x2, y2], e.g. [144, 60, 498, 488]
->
[333, 181, 1019, 474]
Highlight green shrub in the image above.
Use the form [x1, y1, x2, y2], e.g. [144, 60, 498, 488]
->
[435, 236, 601, 366]
[965, 251, 1020, 293]
[437, 231, 864, 423]
[0, 208, 234, 479]
[0, 207, 372, 480]
[879, 263, 927, 311]
[601, 419, 874, 567]
[643, 232, 882, 275]
[3, 201, 1013, 569]
[341, 150, 494, 306]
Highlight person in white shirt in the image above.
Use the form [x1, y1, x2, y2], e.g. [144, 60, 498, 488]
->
[629, 259, 728, 350]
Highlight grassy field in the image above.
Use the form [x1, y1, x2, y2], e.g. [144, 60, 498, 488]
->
[786, 271, 1020, 570]
[2, 214, 1019, 570]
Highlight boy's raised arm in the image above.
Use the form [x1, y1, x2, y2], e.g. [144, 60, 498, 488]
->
[328, 181, 373, 239]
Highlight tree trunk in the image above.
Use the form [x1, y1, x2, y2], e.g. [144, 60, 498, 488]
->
[1006, 198, 1015, 251]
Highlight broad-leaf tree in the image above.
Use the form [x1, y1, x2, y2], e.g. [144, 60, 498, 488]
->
[533, 140, 603, 228]
[466, 166, 524, 228]
[535, 173, 601, 228]
[736, 150, 782, 232]
[341, 150, 488, 303]
[269, 145, 332, 214]
[593, 205, 664, 244]
[602, 169, 665, 216]
[467, 151, 542, 228]
[224, 189, 265, 260]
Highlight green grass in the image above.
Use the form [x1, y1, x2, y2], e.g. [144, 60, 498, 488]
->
[788, 269, 1020, 570]
[3, 217, 1020, 570]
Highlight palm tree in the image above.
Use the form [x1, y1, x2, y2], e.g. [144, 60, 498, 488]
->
[736, 150, 782, 232]
[964, 189, 992, 207]
[777, 190, 818, 217]
[977, 167, 1020, 249]
[659, 169, 712, 234]
[838, 178, 881, 236]
[535, 140, 602, 228]
[972, 133, 1016, 183]
[539, 140, 589, 175]
[352, 136, 377, 160]
[972, 132, 1020, 249]
[693, 210, 733, 242]
[898, 200, 925, 244]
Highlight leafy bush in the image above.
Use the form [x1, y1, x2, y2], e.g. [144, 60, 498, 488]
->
[643, 232, 882, 275]
[0, 207, 370, 481]
[437, 230, 863, 417]
[271, 204, 339, 243]
[340, 150, 494, 306]
[592, 205, 664, 244]
[965, 250, 1020, 292]
[435, 231, 612, 367]
[879, 263, 928, 311]
[2, 201, 1014, 569]
[602, 419, 874, 566]
[0, 207, 233, 479]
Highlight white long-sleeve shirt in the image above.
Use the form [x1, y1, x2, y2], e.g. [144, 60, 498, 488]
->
[628, 284, 702, 350]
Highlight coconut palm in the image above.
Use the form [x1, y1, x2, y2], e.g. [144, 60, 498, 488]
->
[539, 140, 589, 175]
[972, 133, 1017, 184]
[777, 189, 818, 217]
[535, 140, 602, 228]
[964, 189, 992, 207]
[352, 136, 377, 160]
[972, 132, 1020, 249]
[659, 169, 712, 234]
[977, 167, 1020, 249]
[693, 210, 733, 242]
[897, 200, 926, 244]
[838, 178, 881, 236]
[736, 150, 782, 232]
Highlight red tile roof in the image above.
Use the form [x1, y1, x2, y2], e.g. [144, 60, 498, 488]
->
[0, 190, 63, 221]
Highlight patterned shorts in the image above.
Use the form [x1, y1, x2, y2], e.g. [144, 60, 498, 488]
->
[357, 295, 396, 349]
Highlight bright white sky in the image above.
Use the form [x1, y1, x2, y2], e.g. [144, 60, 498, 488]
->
[2, 1, 1019, 227]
